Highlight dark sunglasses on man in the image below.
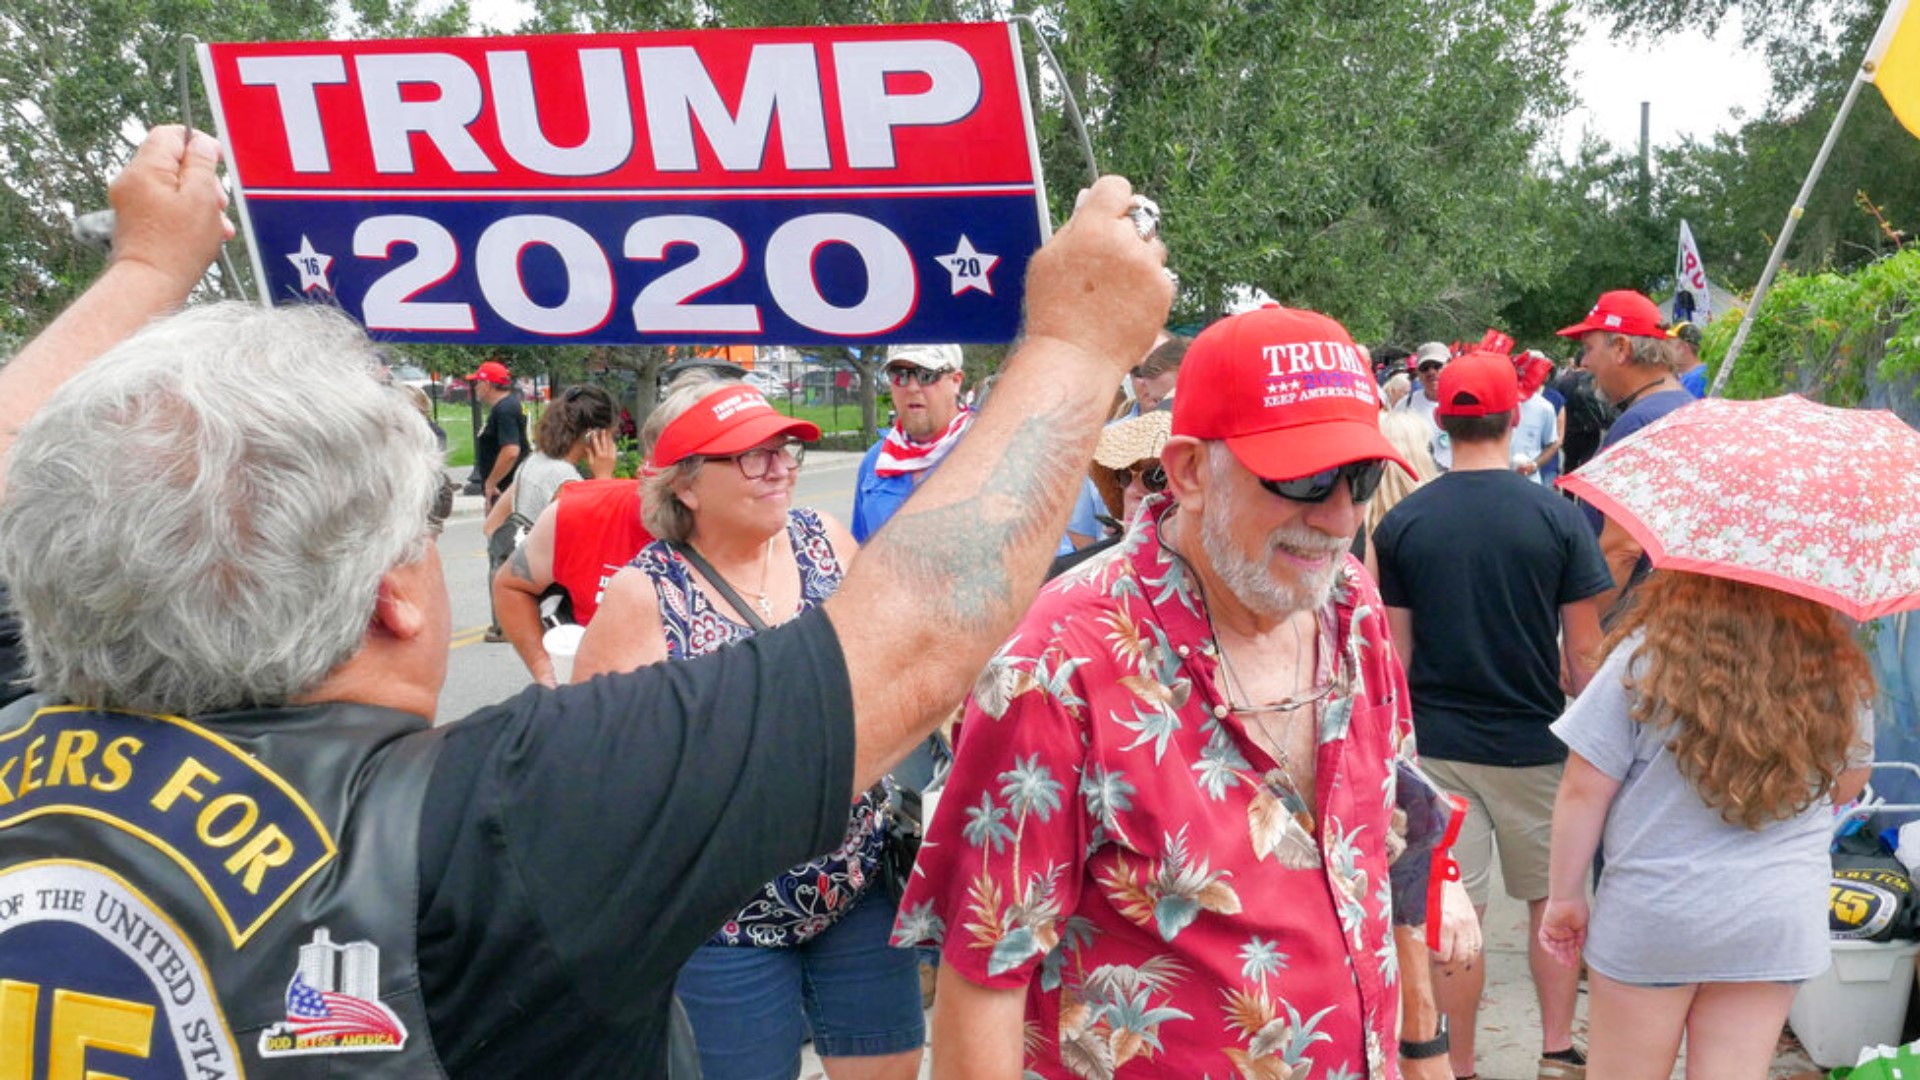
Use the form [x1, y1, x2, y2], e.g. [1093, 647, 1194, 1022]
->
[1259, 460, 1387, 504]
[886, 367, 949, 388]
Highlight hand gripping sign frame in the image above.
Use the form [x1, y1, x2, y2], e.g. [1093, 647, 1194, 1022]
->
[198, 23, 1051, 347]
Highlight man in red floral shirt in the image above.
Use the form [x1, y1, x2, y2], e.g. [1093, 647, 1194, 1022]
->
[897, 306, 1459, 1079]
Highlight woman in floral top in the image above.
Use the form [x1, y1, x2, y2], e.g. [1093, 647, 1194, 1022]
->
[576, 379, 923, 1080]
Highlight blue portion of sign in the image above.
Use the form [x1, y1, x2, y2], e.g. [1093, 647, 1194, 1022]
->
[243, 193, 1043, 346]
[0, 919, 183, 1077]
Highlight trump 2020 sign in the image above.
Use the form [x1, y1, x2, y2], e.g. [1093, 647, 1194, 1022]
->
[198, 23, 1049, 345]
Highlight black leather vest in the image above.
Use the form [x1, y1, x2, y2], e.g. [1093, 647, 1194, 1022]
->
[0, 698, 447, 1078]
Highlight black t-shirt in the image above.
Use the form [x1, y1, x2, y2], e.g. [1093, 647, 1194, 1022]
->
[476, 392, 529, 482]
[1374, 469, 1613, 766]
[416, 607, 855, 1075]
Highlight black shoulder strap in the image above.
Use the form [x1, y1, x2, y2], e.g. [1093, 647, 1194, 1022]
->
[669, 542, 772, 632]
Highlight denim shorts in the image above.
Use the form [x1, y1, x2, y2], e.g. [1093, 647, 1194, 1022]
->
[674, 888, 925, 1079]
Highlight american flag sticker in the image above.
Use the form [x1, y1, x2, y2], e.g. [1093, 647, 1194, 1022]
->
[257, 928, 408, 1056]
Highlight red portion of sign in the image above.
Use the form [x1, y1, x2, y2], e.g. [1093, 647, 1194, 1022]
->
[1682, 250, 1706, 290]
[205, 23, 1035, 191]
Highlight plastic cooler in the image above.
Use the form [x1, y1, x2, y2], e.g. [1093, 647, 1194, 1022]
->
[1787, 938, 1920, 1067]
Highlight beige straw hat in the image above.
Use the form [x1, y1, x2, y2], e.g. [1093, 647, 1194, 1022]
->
[1094, 408, 1173, 469]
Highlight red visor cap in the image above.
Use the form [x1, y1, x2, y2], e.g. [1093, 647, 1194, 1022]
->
[650, 387, 822, 469]
[1171, 306, 1414, 482]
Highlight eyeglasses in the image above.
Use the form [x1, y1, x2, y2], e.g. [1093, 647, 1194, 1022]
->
[427, 474, 455, 538]
[887, 367, 949, 388]
[1259, 460, 1388, 504]
[712, 441, 805, 479]
[1114, 463, 1167, 492]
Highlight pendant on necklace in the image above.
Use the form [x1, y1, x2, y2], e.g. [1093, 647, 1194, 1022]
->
[755, 596, 773, 620]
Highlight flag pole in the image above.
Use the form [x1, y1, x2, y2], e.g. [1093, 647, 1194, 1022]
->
[1707, 75, 1871, 397]
[1708, 0, 1911, 397]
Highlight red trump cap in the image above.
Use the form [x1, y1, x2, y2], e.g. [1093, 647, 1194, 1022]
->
[469, 360, 512, 386]
[1172, 306, 1413, 481]
[1437, 349, 1521, 418]
[1556, 290, 1665, 339]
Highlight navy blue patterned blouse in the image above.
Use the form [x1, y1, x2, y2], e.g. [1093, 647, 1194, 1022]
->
[629, 507, 889, 947]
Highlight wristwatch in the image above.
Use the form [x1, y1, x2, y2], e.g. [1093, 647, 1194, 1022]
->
[1399, 1016, 1449, 1060]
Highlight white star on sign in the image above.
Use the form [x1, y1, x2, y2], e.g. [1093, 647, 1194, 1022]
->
[287, 235, 334, 294]
[934, 235, 1000, 297]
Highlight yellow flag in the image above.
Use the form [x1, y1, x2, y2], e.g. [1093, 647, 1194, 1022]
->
[1870, 0, 1920, 136]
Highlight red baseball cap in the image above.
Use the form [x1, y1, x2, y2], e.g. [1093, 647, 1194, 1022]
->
[469, 360, 512, 386]
[1556, 290, 1665, 339]
[1171, 306, 1413, 482]
[1515, 351, 1554, 397]
[1437, 350, 1522, 418]
[649, 386, 821, 469]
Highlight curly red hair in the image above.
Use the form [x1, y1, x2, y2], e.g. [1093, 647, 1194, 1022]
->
[1601, 571, 1874, 829]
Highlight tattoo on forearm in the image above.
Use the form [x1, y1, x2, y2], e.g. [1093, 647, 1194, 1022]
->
[862, 406, 1083, 632]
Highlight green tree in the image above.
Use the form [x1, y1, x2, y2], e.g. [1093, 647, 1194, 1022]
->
[0, 0, 472, 342]
[1498, 138, 1668, 345]
[1585, 0, 1920, 285]
[1038, 0, 1577, 342]
[1697, 248, 1920, 422]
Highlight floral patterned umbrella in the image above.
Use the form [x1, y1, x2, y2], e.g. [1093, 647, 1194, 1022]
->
[1557, 394, 1920, 621]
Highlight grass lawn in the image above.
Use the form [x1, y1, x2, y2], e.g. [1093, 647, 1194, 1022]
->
[436, 401, 480, 469]
[766, 396, 883, 437]
[436, 396, 875, 469]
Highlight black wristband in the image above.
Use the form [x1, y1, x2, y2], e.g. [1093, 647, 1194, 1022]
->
[1399, 1016, 1449, 1060]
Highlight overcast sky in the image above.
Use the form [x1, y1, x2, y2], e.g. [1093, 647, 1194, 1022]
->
[1556, 11, 1774, 158]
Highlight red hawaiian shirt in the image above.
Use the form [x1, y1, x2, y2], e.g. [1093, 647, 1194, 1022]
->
[896, 495, 1424, 1080]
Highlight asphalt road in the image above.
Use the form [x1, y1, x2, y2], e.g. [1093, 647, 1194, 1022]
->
[432, 450, 864, 725]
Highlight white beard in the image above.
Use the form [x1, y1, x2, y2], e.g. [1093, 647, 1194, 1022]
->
[1198, 448, 1347, 618]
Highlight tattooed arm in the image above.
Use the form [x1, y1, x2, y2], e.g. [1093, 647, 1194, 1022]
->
[825, 177, 1172, 795]
[493, 501, 564, 686]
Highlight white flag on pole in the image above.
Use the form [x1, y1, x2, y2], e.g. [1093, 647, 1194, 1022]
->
[1674, 220, 1713, 323]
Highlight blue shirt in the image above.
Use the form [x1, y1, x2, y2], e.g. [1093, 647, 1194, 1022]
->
[855, 442, 1105, 555]
[851, 441, 917, 543]
[1679, 365, 1707, 398]
[1583, 388, 1694, 534]
[1060, 477, 1106, 555]
[1540, 387, 1566, 484]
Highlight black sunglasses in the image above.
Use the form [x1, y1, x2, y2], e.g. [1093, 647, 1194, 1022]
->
[887, 366, 949, 387]
[1259, 460, 1388, 504]
[1114, 463, 1167, 492]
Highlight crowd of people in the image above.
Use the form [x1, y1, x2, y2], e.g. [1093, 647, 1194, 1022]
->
[0, 124, 1879, 1080]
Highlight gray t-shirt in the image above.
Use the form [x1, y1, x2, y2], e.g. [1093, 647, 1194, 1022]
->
[511, 452, 582, 524]
[1552, 634, 1872, 984]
